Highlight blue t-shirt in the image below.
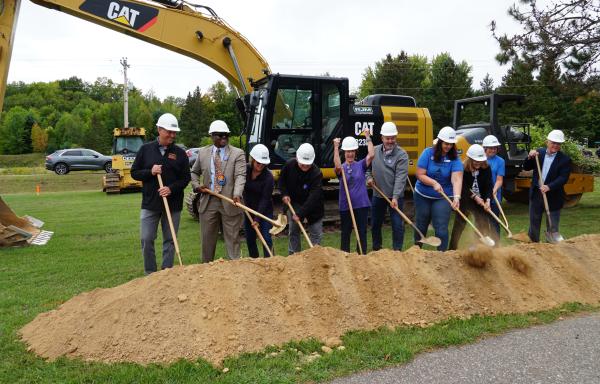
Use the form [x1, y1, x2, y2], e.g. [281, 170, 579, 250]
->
[487, 155, 505, 202]
[415, 147, 463, 199]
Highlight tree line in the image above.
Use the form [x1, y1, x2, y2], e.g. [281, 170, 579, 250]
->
[0, 77, 241, 155]
[358, 51, 600, 144]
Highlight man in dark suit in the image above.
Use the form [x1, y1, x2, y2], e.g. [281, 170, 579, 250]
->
[523, 129, 571, 242]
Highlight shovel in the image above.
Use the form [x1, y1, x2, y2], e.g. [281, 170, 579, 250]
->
[157, 174, 183, 266]
[439, 190, 495, 247]
[244, 211, 274, 258]
[492, 194, 529, 242]
[284, 200, 314, 248]
[202, 188, 287, 235]
[534, 155, 564, 243]
[371, 182, 441, 247]
[340, 166, 364, 254]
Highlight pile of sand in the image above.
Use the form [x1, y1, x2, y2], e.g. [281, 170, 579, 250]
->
[20, 235, 600, 365]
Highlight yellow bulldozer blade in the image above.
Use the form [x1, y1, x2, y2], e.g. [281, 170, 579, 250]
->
[0, 196, 53, 247]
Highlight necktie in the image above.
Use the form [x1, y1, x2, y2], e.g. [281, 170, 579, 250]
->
[214, 148, 223, 193]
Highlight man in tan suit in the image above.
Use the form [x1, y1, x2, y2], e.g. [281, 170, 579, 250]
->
[191, 120, 246, 262]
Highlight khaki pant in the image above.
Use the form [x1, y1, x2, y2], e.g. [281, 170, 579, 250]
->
[200, 196, 243, 263]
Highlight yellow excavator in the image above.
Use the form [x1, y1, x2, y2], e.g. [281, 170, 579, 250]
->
[1, 0, 434, 225]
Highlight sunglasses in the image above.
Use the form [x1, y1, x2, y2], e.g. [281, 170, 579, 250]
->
[212, 133, 229, 138]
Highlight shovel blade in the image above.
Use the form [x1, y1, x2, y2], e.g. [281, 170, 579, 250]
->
[268, 214, 288, 235]
[420, 236, 442, 247]
[545, 231, 564, 244]
[479, 236, 495, 247]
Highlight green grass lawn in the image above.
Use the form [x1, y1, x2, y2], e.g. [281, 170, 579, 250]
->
[1, 181, 599, 383]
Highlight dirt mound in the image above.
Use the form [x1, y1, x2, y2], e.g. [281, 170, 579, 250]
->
[20, 235, 600, 365]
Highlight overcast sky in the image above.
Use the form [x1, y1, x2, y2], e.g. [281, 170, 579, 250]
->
[8, 0, 523, 100]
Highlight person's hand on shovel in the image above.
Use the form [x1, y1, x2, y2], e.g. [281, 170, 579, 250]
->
[232, 196, 242, 206]
[540, 185, 550, 193]
[151, 164, 162, 175]
[390, 198, 398, 209]
[158, 185, 171, 197]
[528, 149, 539, 159]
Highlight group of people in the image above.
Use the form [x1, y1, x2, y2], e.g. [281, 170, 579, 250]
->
[131, 113, 571, 274]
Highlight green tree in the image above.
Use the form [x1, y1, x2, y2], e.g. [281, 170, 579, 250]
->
[31, 123, 48, 153]
[424, 53, 473, 129]
[179, 87, 213, 147]
[358, 52, 429, 103]
[0, 106, 32, 154]
[208, 81, 242, 135]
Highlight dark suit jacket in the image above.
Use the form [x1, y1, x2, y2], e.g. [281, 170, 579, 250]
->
[523, 148, 571, 211]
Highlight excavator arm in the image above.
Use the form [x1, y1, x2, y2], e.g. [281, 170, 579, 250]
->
[0, 0, 271, 107]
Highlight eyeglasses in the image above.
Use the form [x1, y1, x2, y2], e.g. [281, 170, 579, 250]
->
[212, 133, 229, 138]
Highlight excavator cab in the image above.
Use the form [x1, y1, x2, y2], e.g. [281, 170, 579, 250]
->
[246, 74, 349, 180]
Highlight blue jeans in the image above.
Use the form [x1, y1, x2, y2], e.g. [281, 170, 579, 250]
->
[340, 207, 369, 253]
[413, 192, 452, 251]
[244, 216, 273, 258]
[371, 196, 404, 251]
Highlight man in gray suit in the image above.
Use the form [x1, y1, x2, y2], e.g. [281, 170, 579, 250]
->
[191, 120, 246, 262]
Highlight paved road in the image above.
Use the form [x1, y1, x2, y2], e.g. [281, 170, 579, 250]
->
[330, 313, 600, 384]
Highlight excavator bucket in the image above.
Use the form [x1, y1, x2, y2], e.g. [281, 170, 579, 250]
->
[0, 197, 53, 247]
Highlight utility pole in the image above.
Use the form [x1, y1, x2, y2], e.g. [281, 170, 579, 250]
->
[120, 57, 130, 128]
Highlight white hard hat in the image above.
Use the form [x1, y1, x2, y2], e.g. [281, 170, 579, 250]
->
[467, 144, 487, 162]
[249, 144, 270, 165]
[296, 143, 315, 165]
[437, 126, 457, 144]
[208, 120, 230, 134]
[341, 136, 359, 151]
[482, 135, 501, 147]
[380, 122, 398, 136]
[547, 129, 565, 143]
[156, 113, 180, 132]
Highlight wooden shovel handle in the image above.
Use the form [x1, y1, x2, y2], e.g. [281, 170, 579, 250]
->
[203, 188, 282, 228]
[285, 201, 313, 248]
[371, 182, 427, 240]
[340, 167, 363, 254]
[534, 155, 553, 228]
[439, 190, 488, 240]
[244, 211, 273, 258]
[157, 174, 183, 266]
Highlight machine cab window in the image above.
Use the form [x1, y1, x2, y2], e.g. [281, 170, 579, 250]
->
[270, 87, 313, 164]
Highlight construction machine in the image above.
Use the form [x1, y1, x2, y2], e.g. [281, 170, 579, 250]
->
[453, 93, 594, 207]
[102, 127, 146, 193]
[1, 0, 434, 222]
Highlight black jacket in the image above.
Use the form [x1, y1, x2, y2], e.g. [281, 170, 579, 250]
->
[461, 166, 493, 202]
[523, 148, 571, 211]
[131, 140, 191, 211]
[279, 159, 324, 223]
[243, 164, 274, 218]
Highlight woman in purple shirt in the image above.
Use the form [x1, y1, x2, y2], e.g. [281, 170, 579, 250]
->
[333, 127, 374, 253]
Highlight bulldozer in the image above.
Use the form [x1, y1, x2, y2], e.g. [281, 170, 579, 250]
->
[453, 93, 594, 207]
[102, 127, 146, 193]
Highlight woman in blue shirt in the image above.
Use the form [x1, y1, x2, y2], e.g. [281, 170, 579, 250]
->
[482, 135, 505, 242]
[414, 127, 463, 251]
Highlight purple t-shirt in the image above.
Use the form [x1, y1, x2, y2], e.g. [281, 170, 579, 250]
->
[337, 158, 371, 211]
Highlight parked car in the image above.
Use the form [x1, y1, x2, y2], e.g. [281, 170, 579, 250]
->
[186, 147, 200, 168]
[45, 148, 113, 175]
